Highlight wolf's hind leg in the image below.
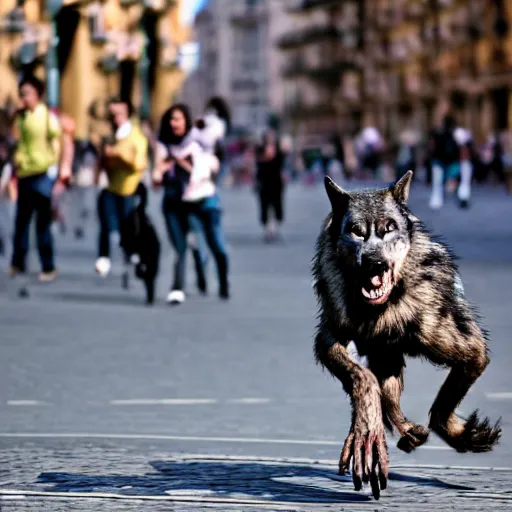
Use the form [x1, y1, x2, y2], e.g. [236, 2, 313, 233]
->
[370, 356, 429, 453]
[424, 331, 501, 453]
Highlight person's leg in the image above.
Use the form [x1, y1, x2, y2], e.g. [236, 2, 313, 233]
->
[162, 199, 188, 303]
[429, 160, 444, 210]
[0, 198, 12, 257]
[195, 208, 229, 299]
[445, 162, 460, 194]
[73, 186, 87, 239]
[117, 193, 136, 258]
[272, 185, 284, 239]
[34, 191, 56, 277]
[259, 188, 271, 240]
[96, 190, 117, 276]
[117, 193, 136, 289]
[11, 183, 34, 273]
[187, 214, 208, 294]
[457, 160, 473, 208]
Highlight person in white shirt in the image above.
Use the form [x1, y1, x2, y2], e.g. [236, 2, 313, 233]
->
[153, 104, 230, 304]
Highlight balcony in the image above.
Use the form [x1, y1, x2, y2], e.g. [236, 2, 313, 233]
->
[284, 99, 334, 119]
[288, 0, 346, 14]
[231, 2, 268, 25]
[404, 2, 425, 21]
[8, 25, 50, 71]
[0, 6, 25, 34]
[231, 78, 260, 91]
[277, 26, 340, 50]
[282, 58, 360, 86]
[281, 57, 307, 77]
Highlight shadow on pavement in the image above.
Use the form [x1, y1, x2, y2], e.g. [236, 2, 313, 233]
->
[51, 291, 147, 307]
[36, 460, 474, 505]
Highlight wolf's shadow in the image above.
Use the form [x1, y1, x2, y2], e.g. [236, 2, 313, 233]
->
[37, 460, 473, 505]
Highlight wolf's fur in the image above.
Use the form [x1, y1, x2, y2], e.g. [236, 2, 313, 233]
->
[312, 171, 501, 499]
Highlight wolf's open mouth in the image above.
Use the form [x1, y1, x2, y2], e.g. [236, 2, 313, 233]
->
[362, 269, 393, 304]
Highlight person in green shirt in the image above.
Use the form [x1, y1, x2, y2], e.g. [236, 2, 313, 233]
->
[10, 75, 62, 282]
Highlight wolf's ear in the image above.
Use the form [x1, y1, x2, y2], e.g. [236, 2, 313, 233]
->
[390, 170, 413, 204]
[325, 176, 349, 213]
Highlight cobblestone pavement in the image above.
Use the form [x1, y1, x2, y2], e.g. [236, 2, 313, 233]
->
[1, 181, 511, 510]
[1, 443, 512, 511]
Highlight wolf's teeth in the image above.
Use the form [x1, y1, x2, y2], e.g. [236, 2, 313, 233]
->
[362, 287, 371, 298]
[370, 290, 376, 299]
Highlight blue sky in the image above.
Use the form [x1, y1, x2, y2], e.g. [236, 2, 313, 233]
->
[179, 0, 208, 71]
[181, 0, 208, 24]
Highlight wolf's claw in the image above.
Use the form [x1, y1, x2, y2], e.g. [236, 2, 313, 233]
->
[338, 424, 388, 500]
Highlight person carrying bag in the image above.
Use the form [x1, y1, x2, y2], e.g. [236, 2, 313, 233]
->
[10, 75, 65, 282]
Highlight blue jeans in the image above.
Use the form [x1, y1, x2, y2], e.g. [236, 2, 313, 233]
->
[97, 189, 136, 259]
[162, 195, 208, 292]
[432, 160, 461, 182]
[11, 175, 55, 273]
[186, 200, 229, 293]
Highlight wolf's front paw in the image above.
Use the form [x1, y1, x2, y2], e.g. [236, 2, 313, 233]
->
[338, 423, 389, 500]
[397, 424, 429, 453]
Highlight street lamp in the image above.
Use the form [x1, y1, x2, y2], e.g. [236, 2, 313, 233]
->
[138, 33, 150, 119]
[45, 0, 62, 109]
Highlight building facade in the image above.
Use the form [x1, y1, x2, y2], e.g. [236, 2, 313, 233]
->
[278, 0, 361, 146]
[0, 0, 190, 142]
[279, 0, 512, 145]
[181, 0, 295, 135]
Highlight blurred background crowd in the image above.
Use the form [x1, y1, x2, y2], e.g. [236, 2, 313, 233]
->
[0, 0, 511, 191]
[0, 0, 512, 300]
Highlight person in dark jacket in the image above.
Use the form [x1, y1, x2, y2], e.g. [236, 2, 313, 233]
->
[429, 115, 460, 209]
[255, 129, 285, 242]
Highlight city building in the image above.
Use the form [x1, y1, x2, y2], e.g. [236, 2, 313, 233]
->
[181, 0, 295, 135]
[278, 0, 361, 146]
[0, 0, 191, 142]
[278, 0, 512, 145]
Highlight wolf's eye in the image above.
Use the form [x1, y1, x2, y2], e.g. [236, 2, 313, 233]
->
[385, 221, 397, 233]
[348, 225, 365, 239]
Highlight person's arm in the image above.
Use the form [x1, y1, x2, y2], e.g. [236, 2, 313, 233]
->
[12, 115, 26, 171]
[47, 111, 62, 165]
[170, 141, 198, 173]
[104, 129, 149, 174]
[58, 114, 75, 183]
[152, 141, 171, 186]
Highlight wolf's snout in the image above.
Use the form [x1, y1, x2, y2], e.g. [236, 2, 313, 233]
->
[360, 256, 388, 276]
[359, 256, 394, 304]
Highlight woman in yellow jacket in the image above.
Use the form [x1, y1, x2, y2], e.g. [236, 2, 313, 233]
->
[95, 98, 148, 277]
[10, 75, 63, 282]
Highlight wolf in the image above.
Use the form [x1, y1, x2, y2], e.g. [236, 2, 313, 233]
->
[120, 183, 160, 305]
[312, 171, 501, 500]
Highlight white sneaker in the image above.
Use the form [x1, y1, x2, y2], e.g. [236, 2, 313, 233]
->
[430, 165, 444, 210]
[95, 257, 111, 278]
[429, 192, 443, 210]
[166, 289, 185, 305]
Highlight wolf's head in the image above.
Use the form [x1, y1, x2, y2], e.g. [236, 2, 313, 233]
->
[325, 172, 413, 306]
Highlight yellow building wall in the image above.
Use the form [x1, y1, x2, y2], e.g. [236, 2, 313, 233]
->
[60, 10, 111, 141]
[0, 0, 191, 137]
[0, 0, 23, 107]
